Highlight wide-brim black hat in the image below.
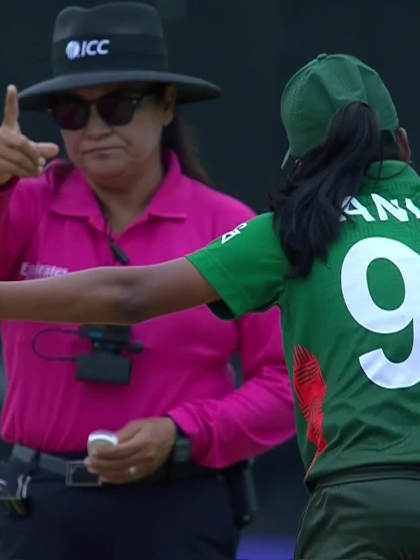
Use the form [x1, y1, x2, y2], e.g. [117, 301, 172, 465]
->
[19, 2, 221, 110]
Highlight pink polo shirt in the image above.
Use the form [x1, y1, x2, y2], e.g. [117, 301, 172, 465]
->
[0, 151, 294, 467]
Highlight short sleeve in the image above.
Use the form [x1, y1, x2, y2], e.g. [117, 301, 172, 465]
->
[186, 213, 289, 319]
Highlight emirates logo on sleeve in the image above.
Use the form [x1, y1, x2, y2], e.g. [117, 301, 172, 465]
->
[221, 223, 247, 245]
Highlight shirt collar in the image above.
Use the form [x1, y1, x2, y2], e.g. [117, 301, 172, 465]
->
[49, 150, 191, 222]
[364, 160, 416, 182]
[144, 150, 189, 220]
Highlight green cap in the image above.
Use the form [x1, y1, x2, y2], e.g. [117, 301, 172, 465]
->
[280, 53, 399, 167]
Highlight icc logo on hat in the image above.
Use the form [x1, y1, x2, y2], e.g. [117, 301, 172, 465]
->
[66, 39, 111, 60]
[19, 3, 221, 109]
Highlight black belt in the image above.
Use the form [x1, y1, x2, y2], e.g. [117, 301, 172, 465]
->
[11, 444, 223, 488]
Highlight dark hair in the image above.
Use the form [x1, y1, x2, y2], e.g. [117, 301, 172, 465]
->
[269, 101, 401, 278]
[152, 84, 212, 186]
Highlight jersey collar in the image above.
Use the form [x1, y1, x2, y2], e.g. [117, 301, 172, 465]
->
[365, 160, 414, 181]
[49, 150, 191, 223]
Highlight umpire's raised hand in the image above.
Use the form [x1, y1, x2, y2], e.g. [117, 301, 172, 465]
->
[0, 85, 59, 184]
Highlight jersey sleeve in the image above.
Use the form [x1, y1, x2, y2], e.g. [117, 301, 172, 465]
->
[186, 212, 290, 319]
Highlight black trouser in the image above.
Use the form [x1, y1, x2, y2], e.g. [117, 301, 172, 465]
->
[295, 469, 420, 560]
[0, 456, 239, 560]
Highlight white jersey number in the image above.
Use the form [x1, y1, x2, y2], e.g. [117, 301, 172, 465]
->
[341, 237, 420, 389]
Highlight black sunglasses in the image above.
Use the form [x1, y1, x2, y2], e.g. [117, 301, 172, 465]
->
[50, 88, 157, 130]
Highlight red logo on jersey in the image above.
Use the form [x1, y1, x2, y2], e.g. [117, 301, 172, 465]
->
[293, 345, 327, 469]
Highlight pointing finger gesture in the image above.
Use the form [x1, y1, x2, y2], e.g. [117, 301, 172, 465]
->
[2, 85, 20, 133]
[0, 85, 59, 185]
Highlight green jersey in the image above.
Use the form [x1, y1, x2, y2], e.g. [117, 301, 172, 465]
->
[188, 161, 420, 484]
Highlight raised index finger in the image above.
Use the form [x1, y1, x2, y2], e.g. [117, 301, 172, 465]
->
[2, 85, 20, 131]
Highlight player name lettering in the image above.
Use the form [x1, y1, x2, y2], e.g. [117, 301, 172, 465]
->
[341, 194, 420, 223]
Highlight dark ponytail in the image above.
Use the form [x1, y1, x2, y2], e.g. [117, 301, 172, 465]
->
[270, 101, 394, 278]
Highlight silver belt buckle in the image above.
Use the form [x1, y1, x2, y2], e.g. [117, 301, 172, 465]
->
[65, 461, 102, 488]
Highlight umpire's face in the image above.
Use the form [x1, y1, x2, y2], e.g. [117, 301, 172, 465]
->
[60, 82, 177, 190]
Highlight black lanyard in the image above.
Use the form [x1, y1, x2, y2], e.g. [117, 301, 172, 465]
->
[97, 198, 131, 266]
